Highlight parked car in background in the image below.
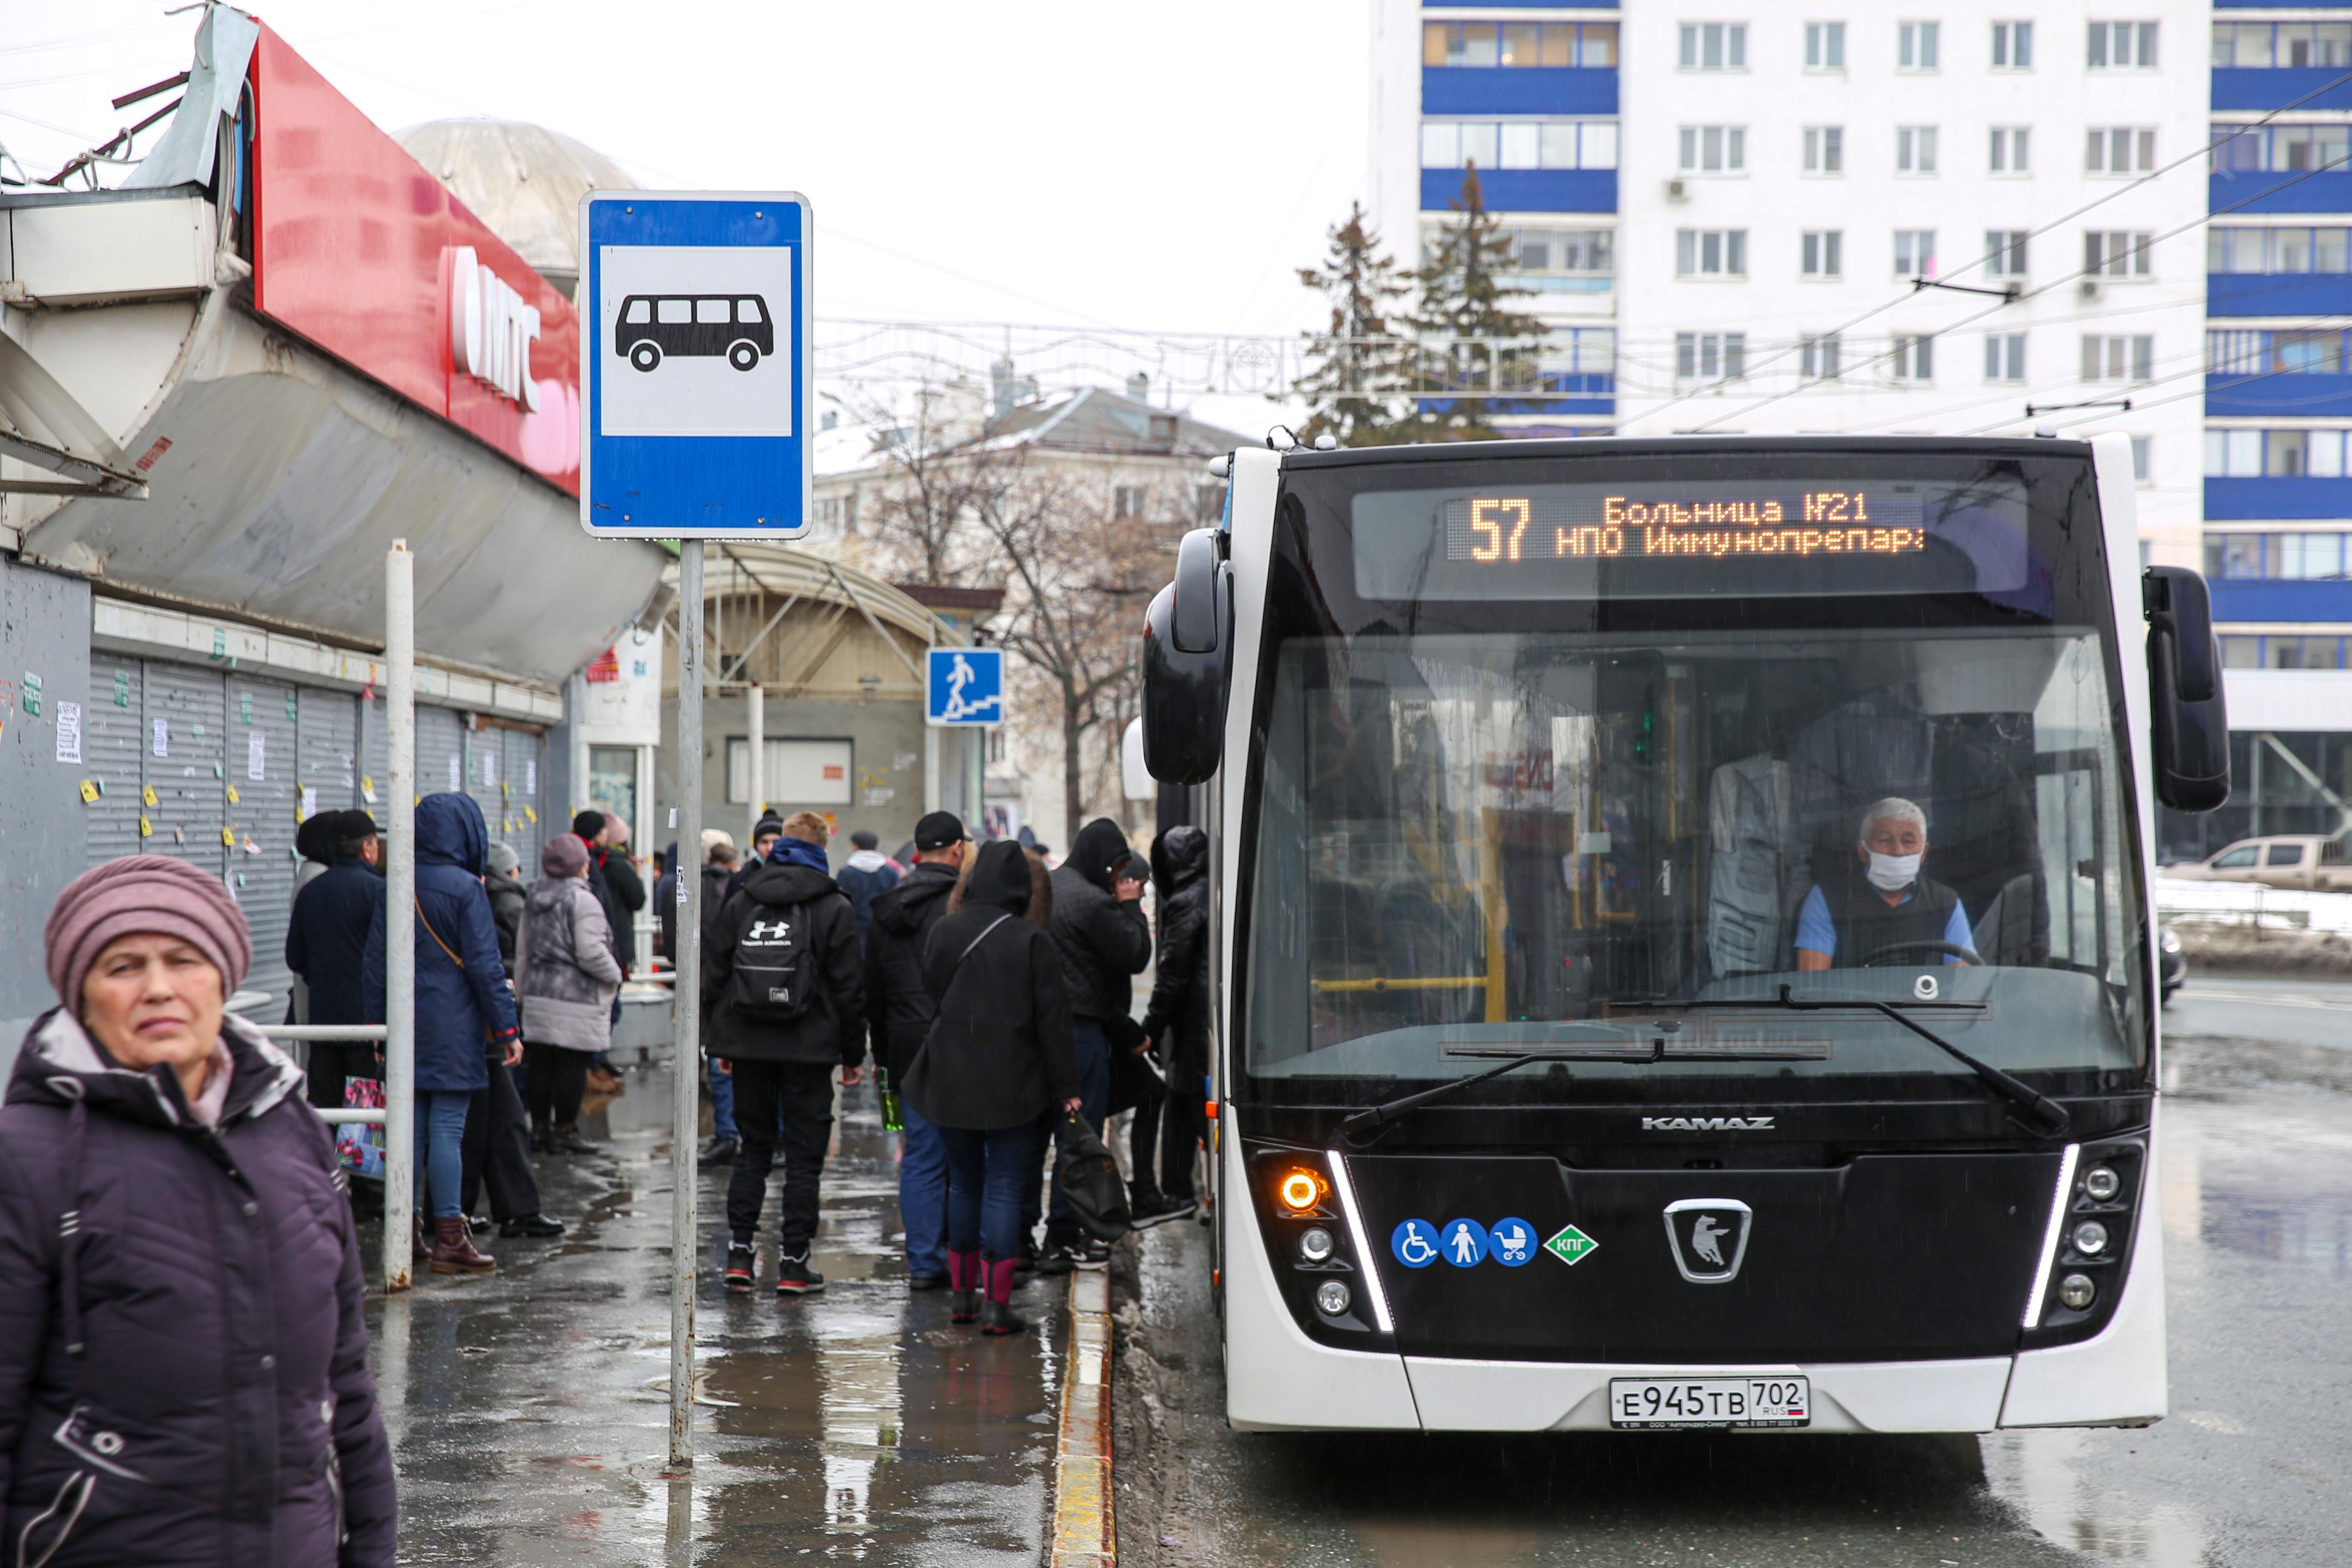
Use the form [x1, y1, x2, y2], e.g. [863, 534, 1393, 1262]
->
[2162, 835, 2352, 892]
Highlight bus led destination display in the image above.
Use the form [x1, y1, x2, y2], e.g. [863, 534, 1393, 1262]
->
[1352, 471, 2032, 601]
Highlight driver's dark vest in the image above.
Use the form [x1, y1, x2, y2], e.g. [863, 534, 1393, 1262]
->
[1820, 869, 1961, 966]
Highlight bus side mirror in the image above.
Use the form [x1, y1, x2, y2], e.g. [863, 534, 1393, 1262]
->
[1143, 530, 1229, 786]
[2144, 566, 2230, 812]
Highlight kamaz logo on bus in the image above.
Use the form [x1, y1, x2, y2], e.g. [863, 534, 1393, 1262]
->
[1642, 1115, 1776, 1132]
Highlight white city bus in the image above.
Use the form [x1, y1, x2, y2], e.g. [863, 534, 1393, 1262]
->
[1141, 435, 2227, 1434]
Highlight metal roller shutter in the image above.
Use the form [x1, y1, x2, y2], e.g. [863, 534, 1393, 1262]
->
[143, 662, 229, 878]
[229, 674, 300, 1001]
[464, 720, 505, 852]
[503, 728, 545, 868]
[358, 693, 389, 819]
[85, 655, 145, 867]
[417, 706, 464, 810]
[298, 686, 359, 819]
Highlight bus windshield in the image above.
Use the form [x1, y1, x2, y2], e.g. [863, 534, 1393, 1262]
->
[1240, 446, 2148, 1101]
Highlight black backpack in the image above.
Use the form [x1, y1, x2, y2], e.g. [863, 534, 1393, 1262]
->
[723, 900, 818, 1023]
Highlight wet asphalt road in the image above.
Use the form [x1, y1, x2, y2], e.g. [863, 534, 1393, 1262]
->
[1113, 1008, 2352, 1568]
[363, 1071, 1071, 1565]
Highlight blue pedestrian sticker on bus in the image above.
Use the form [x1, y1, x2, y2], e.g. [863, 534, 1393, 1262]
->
[1485, 1217, 1538, 1266]
[1391, 1219, 1442, 1269]
[1440, 1218, 1490, 1267]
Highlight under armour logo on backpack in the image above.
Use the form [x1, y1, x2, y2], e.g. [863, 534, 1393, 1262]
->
[747, 919, 793, 942]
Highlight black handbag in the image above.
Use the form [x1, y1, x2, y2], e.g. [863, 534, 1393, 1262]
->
[1054, 1108, 1133, 1242]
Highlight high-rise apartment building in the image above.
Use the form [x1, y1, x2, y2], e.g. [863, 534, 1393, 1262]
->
[1367, 0, 2352, 854]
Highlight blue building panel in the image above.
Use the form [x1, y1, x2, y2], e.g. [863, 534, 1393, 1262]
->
[1422, 67, 1618, 116]
[1423, 168, 1616, 213]
[2213, 68, 2352, 112]
[2209, 579, 2352, 621]
[2211, 172, 2352, 214]
[2206, 477, 2352, 520]
[1427, 0, 1616, 7]
[2207, 373, 2352, 419]
[2209, 272, 2352, 317]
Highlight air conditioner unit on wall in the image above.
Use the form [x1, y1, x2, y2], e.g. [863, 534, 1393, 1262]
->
[2079, 279, 2102, 302]
[1666, 179, 1689, 201]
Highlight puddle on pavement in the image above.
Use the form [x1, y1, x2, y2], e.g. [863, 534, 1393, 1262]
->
[366, 1066, 1064, 1564]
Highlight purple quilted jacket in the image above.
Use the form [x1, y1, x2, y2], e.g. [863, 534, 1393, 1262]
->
[0, 1009, 396, 1567]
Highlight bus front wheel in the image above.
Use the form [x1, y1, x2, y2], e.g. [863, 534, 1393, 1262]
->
[727, 340, 761, 371]
[629, 341, 661, 373]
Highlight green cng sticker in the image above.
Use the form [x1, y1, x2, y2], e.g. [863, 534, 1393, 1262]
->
[1544, 1224, 1599, 1266]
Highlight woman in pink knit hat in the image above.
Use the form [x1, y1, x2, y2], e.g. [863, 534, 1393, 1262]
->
[0, 855, 396, 1567]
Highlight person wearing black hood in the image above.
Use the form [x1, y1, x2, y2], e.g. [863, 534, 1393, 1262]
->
[1136, 826, 1211, 1222]
[1038, 817, 1151, 1271]
[906, 839, 1081, 1335]
[703, 811, 866, 1296]
[864, 811, 970, 1288]
[285, 809, 382, 1109]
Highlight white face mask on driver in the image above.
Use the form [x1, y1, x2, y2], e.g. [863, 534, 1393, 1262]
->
[1865, 851, 1923, 893]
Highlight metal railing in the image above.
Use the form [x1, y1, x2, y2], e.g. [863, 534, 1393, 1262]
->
[261, 1024, 391, 1124]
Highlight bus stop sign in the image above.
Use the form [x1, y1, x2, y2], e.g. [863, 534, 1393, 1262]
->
[928, 647, 1004, 726]
[577, 190, 813, 539]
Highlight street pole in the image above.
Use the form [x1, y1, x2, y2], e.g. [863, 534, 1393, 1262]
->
[670, 541, 706, 1468]
[747, 682, 764, 844]
[382, 540, 416, 1293]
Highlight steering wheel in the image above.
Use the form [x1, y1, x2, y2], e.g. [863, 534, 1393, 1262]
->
[1854, 939, 1979, 968]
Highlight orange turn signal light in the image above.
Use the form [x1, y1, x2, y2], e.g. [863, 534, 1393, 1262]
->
[1276, 1167, 1327, 1215]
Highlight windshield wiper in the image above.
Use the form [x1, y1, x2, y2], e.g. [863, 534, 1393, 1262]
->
[1759, 984, 2070, 1135]
[1337, 1040, 1799, 1147]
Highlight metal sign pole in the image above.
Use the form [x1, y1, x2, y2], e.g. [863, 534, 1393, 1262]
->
[670, 541, 706, 1467]
[747, 682, 764, 843]
[382, 540, 417, 1293]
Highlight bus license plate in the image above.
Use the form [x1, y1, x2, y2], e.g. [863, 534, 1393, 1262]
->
[1609, 1377, 1811, 1429]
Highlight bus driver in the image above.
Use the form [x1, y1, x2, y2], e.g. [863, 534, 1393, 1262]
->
[1793, 797, 1975, 971]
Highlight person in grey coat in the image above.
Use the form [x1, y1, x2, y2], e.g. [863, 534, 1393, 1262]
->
[515, 833, 624, 1154]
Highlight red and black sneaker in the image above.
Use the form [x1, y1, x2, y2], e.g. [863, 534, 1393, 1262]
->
[776, 1252, 826, 1297]
[724, 1242, 755, 1295]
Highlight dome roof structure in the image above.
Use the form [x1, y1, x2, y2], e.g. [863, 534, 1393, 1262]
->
[394, 119, 636, 298]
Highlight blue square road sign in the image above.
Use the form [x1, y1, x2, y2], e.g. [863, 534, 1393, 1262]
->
[928, 647, 1004, 727]
[578, 190, 813, 539]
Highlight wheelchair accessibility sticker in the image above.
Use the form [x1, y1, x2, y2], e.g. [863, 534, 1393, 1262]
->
[1391, 1219, 1443, 1269]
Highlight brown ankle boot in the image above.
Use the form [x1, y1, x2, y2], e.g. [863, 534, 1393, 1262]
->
[429, 1216, 495, 1274]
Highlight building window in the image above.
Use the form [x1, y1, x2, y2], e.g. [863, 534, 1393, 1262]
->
[1678, 126, 1748, 174]
[1680, 23, 1748, 69]
[2084, 231, 2153, 277]
[2215, 23, 2352, 70]
[1805, 21, 1845, 69]
[2208, 327, 2351, 375]
[2082, 334, 2155, 382]
[2210, 226, 2352, 273]
[2201, 528, 2352, 581]
[1898, 21, 1940, 69]
[1801, 334, 1843, 379]
[1985, 333, 2027, 381]
[1891, 334, 1936, 382]
[2088, 21, 2159, 70]
[1803, 126, 1844, 173]
[1897, 127, 1939, 174]
[1894, 229, 1937, 277]
[1676, 229, 1748, 277]
[1507, 226, 1616, 281]
[2204, 427, 2264, 476]
[1801, 230, 1843, 277]
[1989, 126, 2032, 173]
[2212, 123, 2351, 175]
[1992, 21, 2034, 68]
[1984, 231, 2030, 276]
[2086, 127, 2156, 174]
[1114, 486, 1149, 519]
[1676, 331, 1747, 382]
[1421, 120, 1617, 171]
[1424, 21, 1618, 68]
[2131, 435, 2152, 482]
[812, 495, 846, 531]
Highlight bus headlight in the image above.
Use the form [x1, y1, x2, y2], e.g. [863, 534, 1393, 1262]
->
[2071, 1220, 2110, 1256]
[1298, 1226, 1335, 1263]
[1276, 1168, 1327, 1215]
[2058, 1273, 2097, 1310]
[1314, 1280, 1352, 1317]
[2082, 1165, 2121, 1202]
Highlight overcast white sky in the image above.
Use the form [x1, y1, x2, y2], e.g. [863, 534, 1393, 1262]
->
[0, 0, 1370, 341]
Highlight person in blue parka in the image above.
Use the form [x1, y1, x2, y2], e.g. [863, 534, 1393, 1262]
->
[363, 792, 520, 1274]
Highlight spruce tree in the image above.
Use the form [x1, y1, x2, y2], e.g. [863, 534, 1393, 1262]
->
[1294, 202, 1414, 446]
[1403, 164, 1546, 440]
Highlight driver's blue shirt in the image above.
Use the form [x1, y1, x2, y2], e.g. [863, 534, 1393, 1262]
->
[1794, 883, 1973, 963]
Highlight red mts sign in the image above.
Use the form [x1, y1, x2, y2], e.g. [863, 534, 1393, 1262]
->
[246, 26, 579, 493]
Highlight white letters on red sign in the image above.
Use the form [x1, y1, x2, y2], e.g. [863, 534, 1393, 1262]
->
[447, 245, 541, 411]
